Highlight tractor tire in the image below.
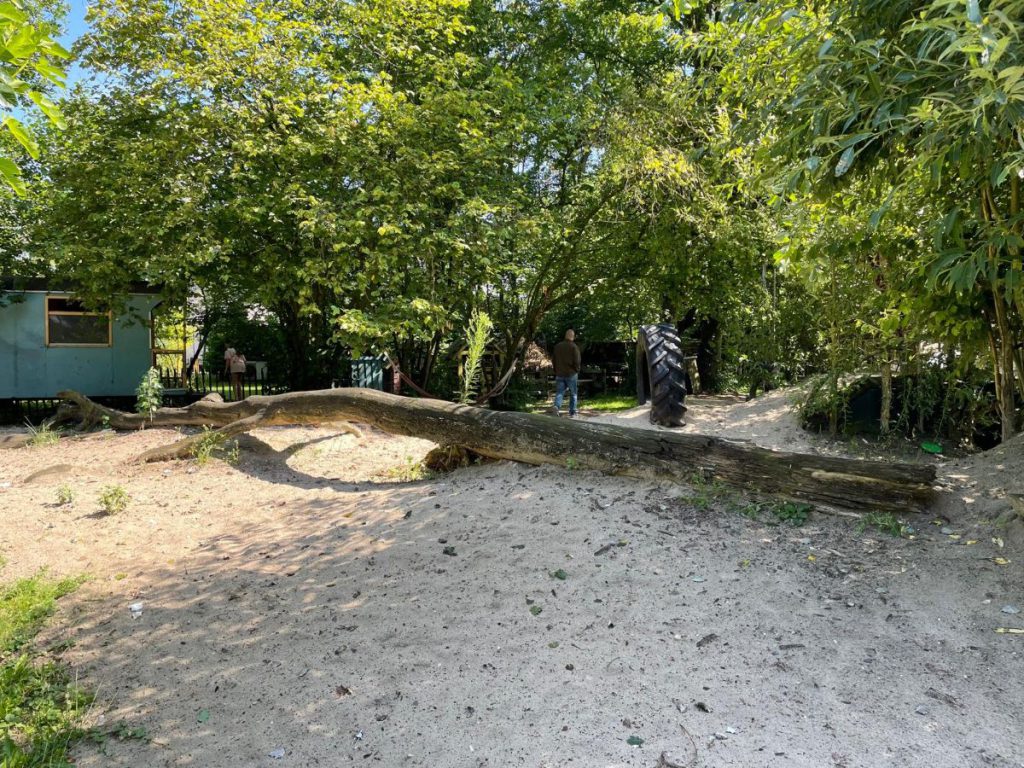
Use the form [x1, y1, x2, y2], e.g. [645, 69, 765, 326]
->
[636, 323, 688, 427]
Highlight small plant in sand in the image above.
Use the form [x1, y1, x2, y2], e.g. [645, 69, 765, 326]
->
[857, 512, 907, 538]
[191, 427, 239, 466]
[97, 485, 130, 515]
[771, 501, 811, 527]
[384, 455, 432, 482]
[55, 484, 75, 506]
[26, 422, 60, 447]
[134, 367, 164, 424]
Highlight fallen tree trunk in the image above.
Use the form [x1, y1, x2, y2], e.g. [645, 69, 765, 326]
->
[53, 388, 936, 514]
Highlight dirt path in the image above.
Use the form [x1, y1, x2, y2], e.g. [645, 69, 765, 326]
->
[1, 395, 1021, 767]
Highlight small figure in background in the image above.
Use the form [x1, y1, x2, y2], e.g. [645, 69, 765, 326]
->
[229, 349, 247, 401]
[223, 346, 236, 378]
[551, 329, 581, 418]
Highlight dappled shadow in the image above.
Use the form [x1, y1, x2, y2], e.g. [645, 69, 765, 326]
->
[56, 458, 1024, 768]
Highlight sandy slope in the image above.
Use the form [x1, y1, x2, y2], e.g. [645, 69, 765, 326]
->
[0, 393, 1021, 768]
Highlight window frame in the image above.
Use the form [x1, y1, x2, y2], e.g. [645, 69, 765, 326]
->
[44, 294, 113, 348]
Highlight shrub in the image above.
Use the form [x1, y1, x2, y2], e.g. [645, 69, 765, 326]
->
[55, 485, 74, 507]
[135, 367, 164, 423]
[97, 486, 130, 516]
[191, 427, 239, 466]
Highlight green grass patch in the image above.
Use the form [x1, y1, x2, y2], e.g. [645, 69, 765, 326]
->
[526, 391, 637, 414]
[0, 576, 82, 655]
[857, 512, 908, 537]
[1, 572, 92, 767]
[25, 424, 61, 448]
[581, 393, 638, 413]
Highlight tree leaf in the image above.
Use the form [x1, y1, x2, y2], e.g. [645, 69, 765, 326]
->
[0, 156, 26, 196]
[0, 2, 28, 23]
[3, 115, 39, 159]
[966, 0, 982, 24]
[26, 90, 65, 129]
[834, 146, 855, 177]
[4, 25, 39, 58]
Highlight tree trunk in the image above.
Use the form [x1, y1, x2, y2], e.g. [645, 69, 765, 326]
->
[992, 285, 1018, 443]
[53, 389, 935, 515]
[880, 357, 893, 435]
[696, 317, 721, 393]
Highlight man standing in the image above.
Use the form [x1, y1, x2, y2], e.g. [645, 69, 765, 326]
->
[551, 329, 581, 418]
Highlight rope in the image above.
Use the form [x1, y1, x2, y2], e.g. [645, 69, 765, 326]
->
[475, 360, 518, 404]
[381, 352, 441, 400]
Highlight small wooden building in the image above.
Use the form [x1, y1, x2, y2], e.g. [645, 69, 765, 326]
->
[0, 280, 162, 399]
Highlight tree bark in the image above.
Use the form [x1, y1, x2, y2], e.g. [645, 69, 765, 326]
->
[53, 389, 935, 515]
[696, 316, 721, 393]
[992, 284, 1018, 443]
[880, 357, 893, 435]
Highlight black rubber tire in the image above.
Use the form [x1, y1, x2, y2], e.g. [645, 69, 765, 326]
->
[636, 323, 688, 427]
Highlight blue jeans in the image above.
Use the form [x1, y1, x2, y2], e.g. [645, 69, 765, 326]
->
[554, 375, 578, 415]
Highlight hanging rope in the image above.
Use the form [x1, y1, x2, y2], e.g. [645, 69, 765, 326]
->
[381, 351, 441, 400]
[380, 350, 517, 405]
[474, 360, 518, 405]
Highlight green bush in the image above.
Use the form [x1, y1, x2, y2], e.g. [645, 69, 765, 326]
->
[135, 367, 164, 422]
[191, 427, 239, 466]
[97, 486, 130, 516]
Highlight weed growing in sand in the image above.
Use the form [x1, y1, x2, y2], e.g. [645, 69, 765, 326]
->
[857, 512, 907, 537]
[116, 723, 149, 741]
[737, 502, 763, 520]
[565, 456, 579, 470]
[97, 485, 130, 515]
[55, 485, 74, 506]
[26, 422, 60, 447]
[686, 471, 731, 511]
[384, 455, 432, 482]
[0, 572, 92, 767]
[773, 501, 811, 526]
[191, 427, 239, 466]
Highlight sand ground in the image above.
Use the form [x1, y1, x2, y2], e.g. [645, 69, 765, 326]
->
[0, 390, 1022, 767]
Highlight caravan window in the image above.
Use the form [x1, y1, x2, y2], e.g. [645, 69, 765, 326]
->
[45, 296, 111, 346]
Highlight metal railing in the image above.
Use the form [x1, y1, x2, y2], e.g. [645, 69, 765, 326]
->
[156, 367, 289, 402]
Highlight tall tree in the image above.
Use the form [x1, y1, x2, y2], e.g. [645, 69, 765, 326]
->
[0, 0, 67, 194]
[700, 0, 1024, 439]
[29, 0, 691, 390]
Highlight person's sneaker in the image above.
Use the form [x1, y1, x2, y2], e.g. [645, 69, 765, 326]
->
[568, 413, 577, 419]
[548, 405, 560, 416]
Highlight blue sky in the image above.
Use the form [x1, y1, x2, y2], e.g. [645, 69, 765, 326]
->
[60, 0, 90, 87]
